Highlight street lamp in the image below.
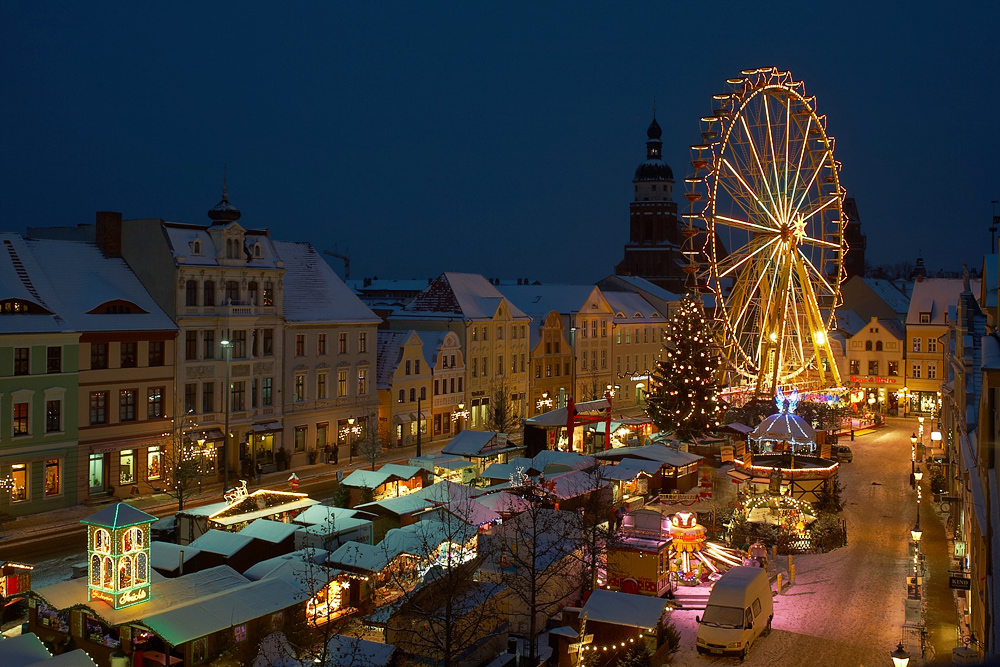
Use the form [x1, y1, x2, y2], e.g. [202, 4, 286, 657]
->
[452, 402, 469, 432]
[911, 520, 922, 544]
[890, 641, 910, 667]
[220, 338, 233, 492]
[536, 391, 552, 411]
[347, 417, 356, 464]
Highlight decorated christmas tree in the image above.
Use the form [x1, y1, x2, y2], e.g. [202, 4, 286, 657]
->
[645, 294, 723, 440]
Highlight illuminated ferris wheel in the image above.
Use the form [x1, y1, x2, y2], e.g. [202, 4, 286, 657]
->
[684, 67, 846, 394]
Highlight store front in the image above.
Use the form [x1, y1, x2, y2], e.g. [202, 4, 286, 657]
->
[909, 391, 939, 415]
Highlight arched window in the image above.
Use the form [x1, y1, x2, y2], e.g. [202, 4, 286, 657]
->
[225, 281, 240, 305]
[263, 282, 274, 306]
[875, 341, 883, 351]
[253, 244, 261, 258]
[409, 388, 416, 402]
[118, 556, 132, 589]
[94, 528, 111, 553]
[91, 554, 101, 586]
[398, 389, 405, 403]
[193, 240, 201, 254]
[865, 341, 873, 351]
[203, 281, 216, 307]
[186, 280, 198, 306]
[226, 239, 234, 259]
[420, 387, 426, 400]
[123, 527, 142, 552]
[248, 282, 259, 305]
[135, 552, 148, 584]
[102, 557, 113, 588]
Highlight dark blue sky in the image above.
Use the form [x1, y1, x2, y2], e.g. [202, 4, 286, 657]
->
[2, 3, 997, 283]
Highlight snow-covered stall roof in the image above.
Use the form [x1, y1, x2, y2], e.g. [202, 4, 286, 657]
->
[189, 529, 255, 557]
[750, 412, 817, 444]
[0, 632, 97, 667]
[239, 518, 300, 544]
[150, 542, 202, 572]
[323, 635, 397, 667]
[293, 505, 376, 527]
[523, 397, 611, 428]
[546, 470, 608, 500]
[341, 463, 423, 489]
[442, 430, 520, 457]
[582, 588, 669, 628]
[476, 490, 532, 514]
[243, 549, 331, 581]
[594, 443, 702, 468]
[274, 241, 380, 324]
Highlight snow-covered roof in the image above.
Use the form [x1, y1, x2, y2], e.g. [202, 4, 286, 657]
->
[162, 221, 283, 269]
[397, 272, 528, 320]
[242, 548, 331, 581]
[323, 635, 397, 667]
[442, 430, 519, 457]
[906, 278, 973, 326]
[150, 541, 203, 571]
[293, 504, 377, 527]
[499, 284, 607, 320]
[861, 278, 912, 315]
[274, 241, 380, 324]
[375, 330, 411, 389]
[582, 589, 669, 628]
[327, 518, 471, 573]
[189, 529, 255, 557]
[0, 633, 98, 667]
[0, 233, 177, 335]
[603, 290, 666, 322]
[593, 443, 702, 468]
[546, 469, 608, 499]
[342, 463, 423, 489]
[601, 274, 682, 302]
[238, 518, 300, 544]
[835, 309, 867, 337]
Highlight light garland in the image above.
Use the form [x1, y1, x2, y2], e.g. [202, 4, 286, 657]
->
[579, 632, 646, 652]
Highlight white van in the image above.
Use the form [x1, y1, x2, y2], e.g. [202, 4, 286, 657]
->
[696, 566, 774, 659]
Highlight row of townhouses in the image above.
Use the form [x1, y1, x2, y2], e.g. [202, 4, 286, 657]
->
[1, 195, 678, 516]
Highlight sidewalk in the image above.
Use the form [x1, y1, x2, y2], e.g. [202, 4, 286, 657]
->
[0, 439, 447, 558]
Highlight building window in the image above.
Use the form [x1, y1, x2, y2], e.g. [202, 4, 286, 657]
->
[13, 402, 29, 436]
[202, 382, 214, 413]
[338, 332, 348, 354]
[295, 374, 305, 402]
[458, 377, 462, 392]
[148, 387, 164, 419]
[46, 400, 61, 433]
[875, 341, 883, 352]
[148, 340, 165, 366]
[617, 329, 622, 344]
[234, 624, 247, 643]
[928, 338, 938, 353]
[868, 361, 879, 376]
[10, 464, 28, 503]
[147, 447, 161, 481]
[912, 363, 921, 379]
[497, 326, 503, 340]
[45, 459, 60, 496]
[927, 364, 937, 379]
[471, 327, 477, 342]
[601, 321, 608, 337]
[318, 333, 327, 355]
[91, 343, 108, 369]
[865, 340, 872, 351]
[262, 329, 274, 356]
[318, 372, 327, 399]
[184, 384, 196, 413]
[231, 381, 246, 411]
[849, 360, 860, 375]
[263, 282, 274, 306]
[912, 338, 921, 353]
[248, 281, 258, 305]
[294, 427, 306, 453]
[358, 369, 367, 395]
[398, 389, 405, 403]
[186, 280, 198, 306]
[251, 378, 258, 408]
[601, 349, 607, 369]
[46, 346, 61, 373]
[592, 321, 597, 338]
[535, 364, 541, 379]
[120, 450, 135, 485]
[887, 360, 899, 377]
[233, 330, 247, 358]
[420, 386, 426, 400]
[262, 378, 273, 406]
[296, 334, 305, 356]
[120, 390, 137, 422]
[225, 281, 239, 304]
[415, 359, 421, 375]
[434, 413, 442, 435]
[338, 370, 348, 397]
[14, 347, 29, 375]
[482, 326, 488, 341]
[203, 280, 216, 307]
[359, 332, 368, 353]
[582, 355, 588, 370]
[405, 360, 411, 375]
[185, 331, 197, 360]
[409, 388, 416, 402]
[316, 423, 328, 450]
[919, 313, 930, 324]
[625, 330, 631, 344]
[434, 379, 439, 396]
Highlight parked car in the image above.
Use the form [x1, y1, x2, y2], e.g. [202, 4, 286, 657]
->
[834, 445, 853, 463]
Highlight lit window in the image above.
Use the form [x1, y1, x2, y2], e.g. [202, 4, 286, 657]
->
[120, 450, 135, 485]
[10, 463, 28, 502]
[13, 402, 29, 436]
[147, 447, 161, 481]
[45, 459, 60, 496]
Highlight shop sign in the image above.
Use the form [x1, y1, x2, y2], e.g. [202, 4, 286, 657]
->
[955, 541, 967, 558]
[949, 575, 971, 590]
[117, 586, 149, 607]
[849, 375, 899, 385]
[720, 445, 734, 463]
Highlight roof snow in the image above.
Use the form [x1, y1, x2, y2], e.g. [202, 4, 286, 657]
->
[375, 330, 412, 389]
[861, 278, 912, 315]
[341, 463, 423, 489]
[189, 529, 255, 557]
[238, 518, 300, 543]
[907, 278, 977, 325]
[399, 272, 528, 320]
[582, 588, 670, 628]
[274, 241, 380, 324]
[602, 290, 665, 322]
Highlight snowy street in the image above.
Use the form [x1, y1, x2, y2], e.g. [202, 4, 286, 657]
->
[668, 418, 924, 666]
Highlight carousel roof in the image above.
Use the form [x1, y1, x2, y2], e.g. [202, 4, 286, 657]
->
[750, 412, 816, 443]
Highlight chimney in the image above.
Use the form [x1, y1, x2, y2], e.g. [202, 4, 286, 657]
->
[178, 549, 184, 575]
[96, 211, 122, 258]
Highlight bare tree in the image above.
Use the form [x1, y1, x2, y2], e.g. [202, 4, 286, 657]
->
[355, 419, 388, 471]
[566, 467, 622, 599]
[161, 410, 211, 512]
[484, 373, 523, 436]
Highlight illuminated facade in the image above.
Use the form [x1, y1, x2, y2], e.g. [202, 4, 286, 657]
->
[82, 503, 156, 609]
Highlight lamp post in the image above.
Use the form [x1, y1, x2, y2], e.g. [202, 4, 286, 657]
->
[348, 417, 356, 463]
[890, 641, 910, 667]
[452, 402, 469, 433]
[909, 433, 917, 479]
[416, 394, 422, 458]
[220, 338, 232, 493]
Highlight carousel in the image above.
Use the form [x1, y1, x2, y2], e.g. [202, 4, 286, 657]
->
[667, 511, 744, 586]
[728, 390, 839, 504]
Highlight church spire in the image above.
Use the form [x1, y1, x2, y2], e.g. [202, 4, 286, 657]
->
[208, 165, 241, 225]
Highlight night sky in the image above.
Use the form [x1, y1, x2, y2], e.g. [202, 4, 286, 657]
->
[2, 3, 997, 284]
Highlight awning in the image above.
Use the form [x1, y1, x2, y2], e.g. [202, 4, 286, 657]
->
[395, 413, 411, 423]
[727, 470, 751, 482]
[409, 411, 429, 421]
[251, 421, 282, 433]
[749, 477, 790, 486]
[194, 428, 225, 443]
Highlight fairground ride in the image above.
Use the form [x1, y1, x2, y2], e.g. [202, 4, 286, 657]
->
[682, 67, 847, 397]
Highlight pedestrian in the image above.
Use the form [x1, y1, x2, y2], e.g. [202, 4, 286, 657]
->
[333, 445, 339, 465]
[324, 444, 332, 464]
[255, 461, 262, 485]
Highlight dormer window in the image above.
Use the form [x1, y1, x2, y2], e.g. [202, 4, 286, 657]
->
[919, 313, 930, 324]
[192, 240, 202, 255]
[88, 300, 147, 315]
[253, 243, 262, 258]
[0, 299, 50, 315]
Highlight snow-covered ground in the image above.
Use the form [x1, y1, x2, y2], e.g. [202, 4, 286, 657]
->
[667, 420, 916, 666]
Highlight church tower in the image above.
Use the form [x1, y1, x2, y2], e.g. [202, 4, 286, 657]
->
[614, 112, 687, 293]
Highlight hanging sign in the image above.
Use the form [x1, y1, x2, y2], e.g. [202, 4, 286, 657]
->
[949, 576, 971, 590]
